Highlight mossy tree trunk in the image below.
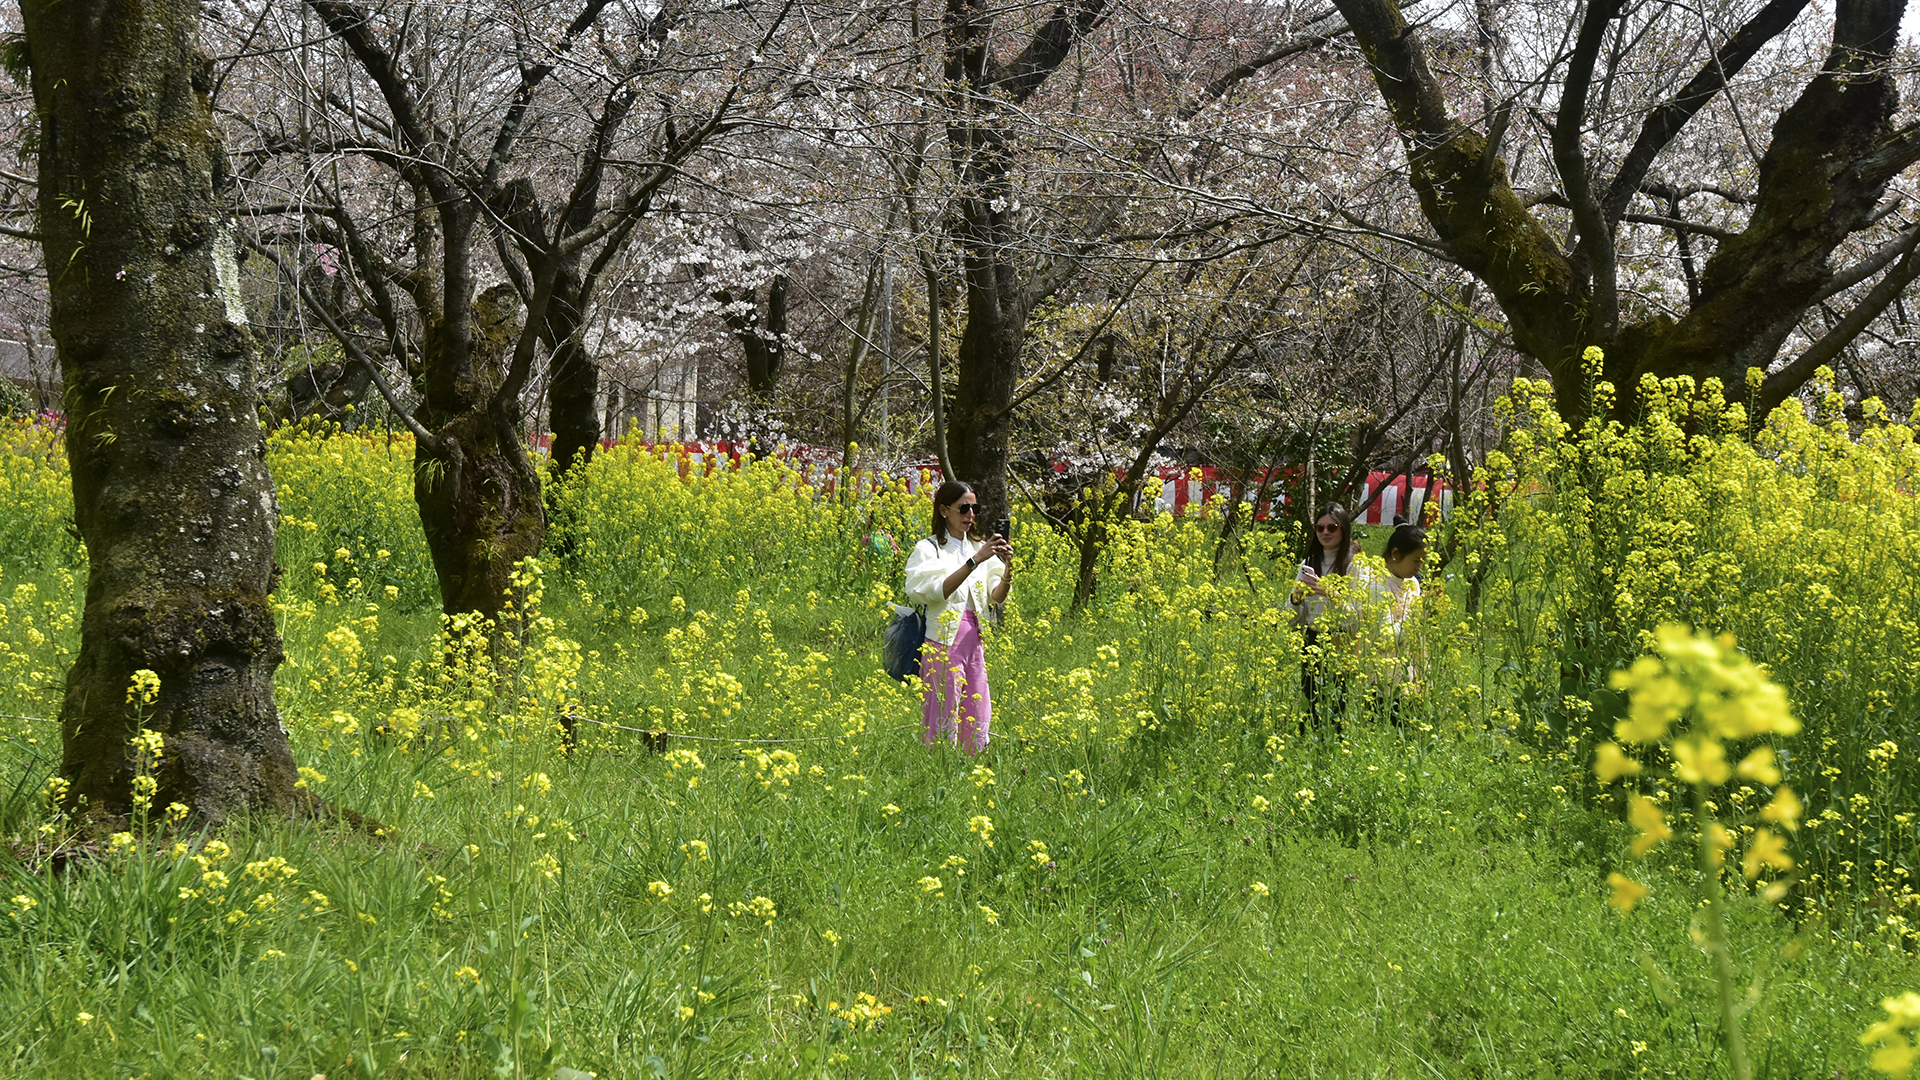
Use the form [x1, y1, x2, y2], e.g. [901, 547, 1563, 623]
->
[23, 0, 307, 824]
[304, 1, 565, 623]
[544, 268, 600, 479]
[411, 276, 546, 619]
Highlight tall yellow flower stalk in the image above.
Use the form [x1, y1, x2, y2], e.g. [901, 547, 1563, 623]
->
[1597, 623, 1800, 1080]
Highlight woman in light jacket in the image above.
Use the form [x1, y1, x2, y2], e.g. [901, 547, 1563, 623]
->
[1289, 503, 1367, 730]
[1368, 520, 1428, 723]
[904, 481, 1012, 754]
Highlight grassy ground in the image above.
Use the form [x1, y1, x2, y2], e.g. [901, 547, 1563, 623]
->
[0, 582, 1912, 1079]
[0, 428, 1913, 1078]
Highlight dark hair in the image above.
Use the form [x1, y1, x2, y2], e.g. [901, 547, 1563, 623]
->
[1385, 522, 1428, 562]
[1305, 504, 1355, 576]
[930, 480, 975, 545]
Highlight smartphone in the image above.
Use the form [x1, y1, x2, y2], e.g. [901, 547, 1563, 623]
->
[991, 517, 1011, 541]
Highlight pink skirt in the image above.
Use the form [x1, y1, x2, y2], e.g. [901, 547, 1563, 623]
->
[921, 610, 991, 754]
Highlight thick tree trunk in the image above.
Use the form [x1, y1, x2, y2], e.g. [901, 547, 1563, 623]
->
[545, 264, 600, 478]
[415, 284, 546, 620]
[941, 0, 1108, 523]
[25, 0, 306, 825]
[946, 256, 1026, 523]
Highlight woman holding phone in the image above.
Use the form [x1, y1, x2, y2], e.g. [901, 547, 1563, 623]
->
[904, 481, 1012, 754]
[1289, 504, 1367, 730]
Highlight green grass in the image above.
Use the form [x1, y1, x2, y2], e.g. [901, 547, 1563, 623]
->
[0, 583, 1912, 1078]
[0, 425, 1915, 1078]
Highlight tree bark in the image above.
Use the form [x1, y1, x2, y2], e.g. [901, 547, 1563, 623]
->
[941, 0, 1109, 523]
[718, 277, 789, 396]
[304, 0, 581, 621]
[946, 215, 1029, 524]
[537, 85, 640, 480]
[413, 282, 546, 618]
[24, 0, 307, 825]
[545, 260, 600, 478]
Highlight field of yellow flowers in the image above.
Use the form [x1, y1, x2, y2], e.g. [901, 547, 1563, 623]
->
[0, 371, 1917, 1078]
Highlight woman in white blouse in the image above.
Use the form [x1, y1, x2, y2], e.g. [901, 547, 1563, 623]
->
[1289, 503, 1368, 731]
[1373, 521, 1426, 642]
[903, 481, 1012, 754]
[1368, 520, 1428, 726]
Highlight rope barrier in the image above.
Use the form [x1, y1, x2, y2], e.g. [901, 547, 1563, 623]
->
[569, 713, 920, 746]
[568, 713, 842, 745]
[3, 711, 934, 747]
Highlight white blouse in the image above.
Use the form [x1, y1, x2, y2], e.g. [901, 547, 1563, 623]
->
[1371, 573, 1421, 637]
[1289, 546, 1371, 628]
[904, 533, 1007, 644]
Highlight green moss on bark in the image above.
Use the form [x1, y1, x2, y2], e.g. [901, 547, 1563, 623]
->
[24, 0, 305, 826]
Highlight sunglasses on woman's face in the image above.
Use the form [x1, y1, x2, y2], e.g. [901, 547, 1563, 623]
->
[1315, 523, 1341, 533]
[954, 503, 979, 514]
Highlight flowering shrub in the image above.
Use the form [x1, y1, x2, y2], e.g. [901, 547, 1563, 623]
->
[0, 418, 77, 574]
[1444, 357, 1920, 922]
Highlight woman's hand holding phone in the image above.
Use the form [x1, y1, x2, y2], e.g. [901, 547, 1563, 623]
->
[985, 533, 1013, 565]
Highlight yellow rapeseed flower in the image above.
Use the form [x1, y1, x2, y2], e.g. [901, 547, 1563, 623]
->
[1862, 991, 1920, 1076]
[1607, 873, 1648, 914]
[1762, 786, 1804, 831]
[1736, 746, 1781, 785]
[1610, 625, 1798, 746]
[1705, 823, 1733, 868]
[125, 669, 161, 706]
[1871, 1040, 1916, 1077]
[967, 814, 994, 846]
[1593, 742, 1641, 783]
[1610, 657, 1686, 744]
[1627, 795, 1671, 857]
[1742, 828, 1793, 879]
[1672, 734, 1731, 786]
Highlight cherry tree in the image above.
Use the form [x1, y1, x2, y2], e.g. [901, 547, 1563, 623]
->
[21, 0, 308, 823]
[222, 0, 793, 617]
[1327, 0, 1920, 419]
